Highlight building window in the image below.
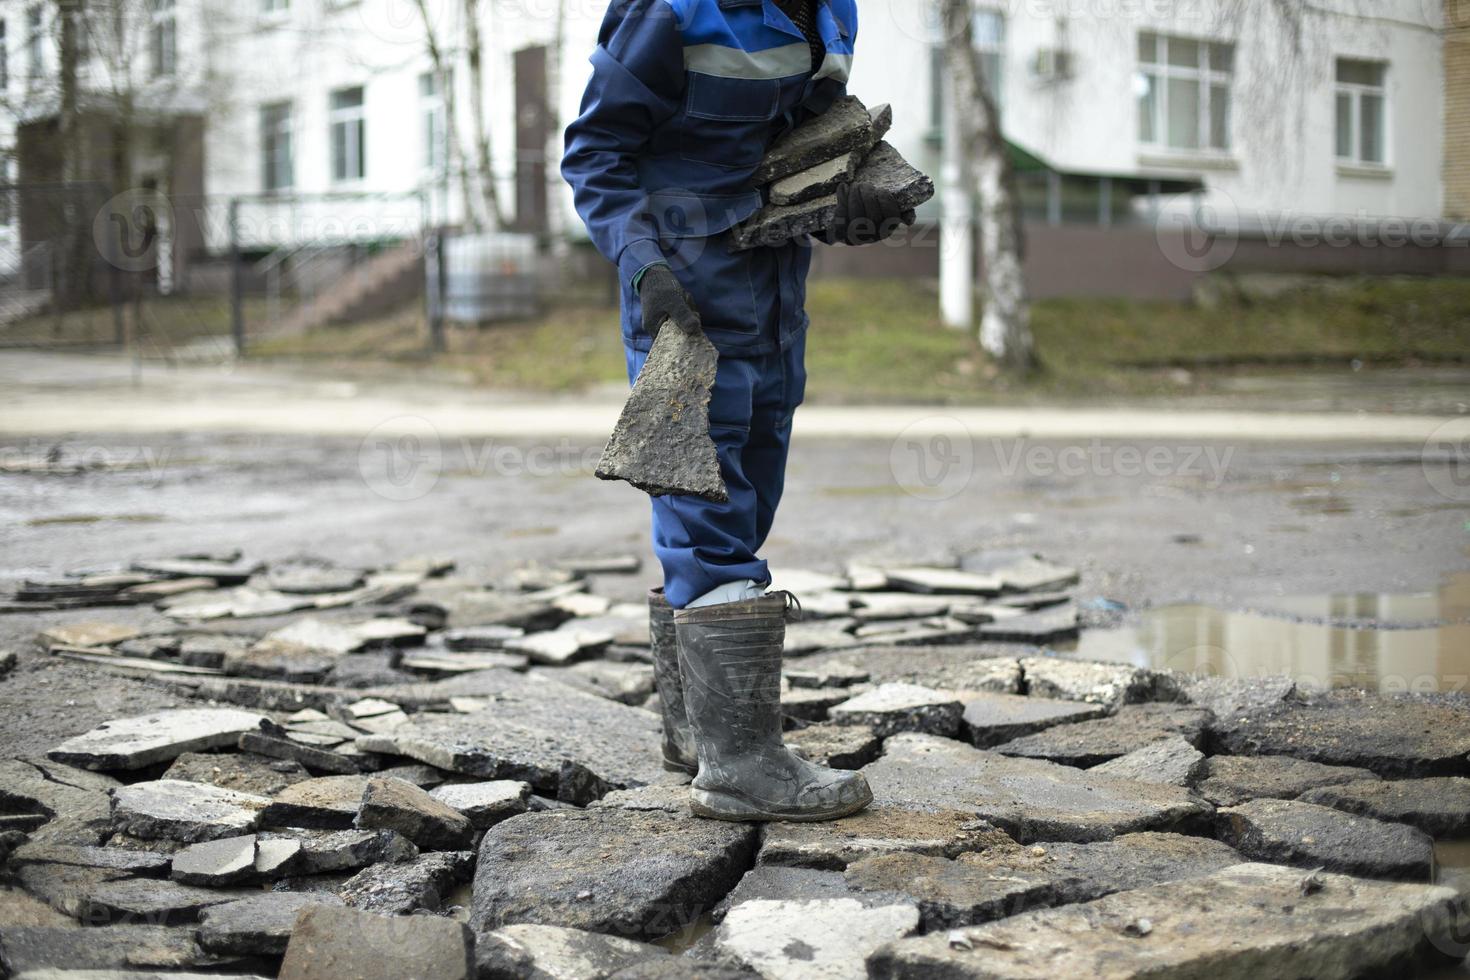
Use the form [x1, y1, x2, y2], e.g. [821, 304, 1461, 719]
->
[1, 21, 9, 90]
[26, 6, 43, 79]
[150, 0, 176, 77]
[261, 102, 293, 192]
[420, 71, 450, 172]
[262, 0, 289, 12]
[1335, 59, 1387, 166]
[929, 7, 1005, 135]
[330, 85, 366, 182]
[1136, 32, 1233, 152]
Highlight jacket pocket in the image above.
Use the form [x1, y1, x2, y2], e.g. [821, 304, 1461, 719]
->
[679, 72, 780, 169]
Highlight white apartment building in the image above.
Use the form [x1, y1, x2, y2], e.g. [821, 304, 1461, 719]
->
[0, 0, 1457, 294]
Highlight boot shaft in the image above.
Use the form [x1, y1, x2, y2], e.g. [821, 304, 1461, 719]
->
[673, 594, 787, 756]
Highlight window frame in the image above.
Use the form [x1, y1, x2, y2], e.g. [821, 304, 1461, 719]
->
[1334, 58, 1390, 169]
[260, 101, 294, 193]
[329, 85, 366, 184]
[420, 70, 450, 174]
[1136, 31, 1234, 155]
[25, 5, 43, 80]
[150, 0, 176, 78]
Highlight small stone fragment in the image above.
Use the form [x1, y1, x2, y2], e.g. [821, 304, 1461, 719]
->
[111, 780, 271, 843]
[1216, 798, 1435, 880]
[476, 923, 669, 980]
[441, 625, 526, 650]
[960, 691, 1109, 748]
[238, 730, 364, 775]
[1191, 754, 1381, 807]
[1019, 656, 1160, 709]
[261, 775, 371, 829]
[1212, 689, 1470, 777]
[48, 708, 266, 771]
[867, 863, 1461, 979]
[1297, 776, 1470, 836]
[994, 703, 1213, 768]
[759, 804, 1013, 870]
[844, 832, 1242, 930]
[784, 722, 882, 769]
[973, 602, 1080, 643]
[715, 898, 919, 979]
[10, 841, 172, 875]
[752, 94, 875, 185]
[81, 877, 251, 925]
[960, 551, 1080, 592]
[1090, 736, 1207, 786]
[162, 750, 311, 796]
[429, 781, 532, 831]
[197, 891, 345, 956]
[596, 325, 728, 502]
[829, 683, 965, 738]
[864, 734, 1209, 843]
[532, 660, 654, 704]
[279, 905, 474, 980]
[472, 808, 757, 941]
[338, 851, 474, 915]
[260, 827, 418, 874]
[170, 834, 258, 885]
[506, 627, 614, 666]
[769, 150, 862, 206]
[881, 567, 1003, 596]
[356, 776, 475, 850]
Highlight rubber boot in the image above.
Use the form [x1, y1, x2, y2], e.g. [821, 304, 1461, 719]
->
[649, 588, 698, 776]
[674, 593, 873, 822]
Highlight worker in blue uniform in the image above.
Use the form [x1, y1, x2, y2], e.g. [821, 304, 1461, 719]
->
[563, 0, 910, 822]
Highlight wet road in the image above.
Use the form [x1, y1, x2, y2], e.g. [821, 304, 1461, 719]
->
[2, 351, 1468, 694]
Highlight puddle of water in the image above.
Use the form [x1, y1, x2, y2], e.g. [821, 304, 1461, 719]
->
[652, 910, 715, 954]
[1062, 579, 1470, 693]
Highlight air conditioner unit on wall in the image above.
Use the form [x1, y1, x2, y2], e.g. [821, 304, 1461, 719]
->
[1032, 48, 1073, 82]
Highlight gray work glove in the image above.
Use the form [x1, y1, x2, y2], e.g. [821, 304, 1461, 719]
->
[638, 264, 702, 341]
[826, 182, 915, 246]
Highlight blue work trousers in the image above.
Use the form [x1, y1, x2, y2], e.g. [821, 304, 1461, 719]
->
[624, 330, 807, 609]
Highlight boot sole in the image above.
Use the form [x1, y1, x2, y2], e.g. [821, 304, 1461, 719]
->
[689, 783, 874, 823]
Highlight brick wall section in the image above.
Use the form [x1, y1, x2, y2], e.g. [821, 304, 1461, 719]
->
[1446, 0, 1470, 220]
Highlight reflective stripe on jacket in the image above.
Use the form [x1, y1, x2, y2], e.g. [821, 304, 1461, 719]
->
[562, 0, 856, 356]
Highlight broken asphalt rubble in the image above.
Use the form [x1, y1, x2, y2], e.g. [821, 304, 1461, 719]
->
[1, 547, 1466, 979]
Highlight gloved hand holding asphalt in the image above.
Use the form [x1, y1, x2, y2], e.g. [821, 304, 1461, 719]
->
[564, 0, 914, 823]
[637, 264, 702, 340]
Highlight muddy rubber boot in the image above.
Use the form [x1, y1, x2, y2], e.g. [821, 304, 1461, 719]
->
[649, 588, 698, 776]
[674, 593, 873, 822]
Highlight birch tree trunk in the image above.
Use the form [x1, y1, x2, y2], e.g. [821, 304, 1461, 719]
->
[941, 0, 1035, 372]
[414, 0, 480, 230]
[464, 0, 504, 229]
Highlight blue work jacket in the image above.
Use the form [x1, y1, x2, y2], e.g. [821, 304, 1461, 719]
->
[562, 0, 856, 357]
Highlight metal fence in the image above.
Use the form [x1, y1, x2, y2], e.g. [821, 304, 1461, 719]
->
[0, 183, 572, 360]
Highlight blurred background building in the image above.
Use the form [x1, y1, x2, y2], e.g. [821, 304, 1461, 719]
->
[0, 0, 1463, 341]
